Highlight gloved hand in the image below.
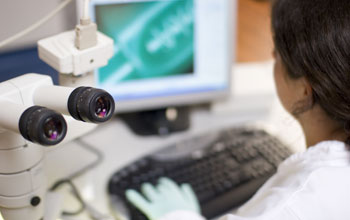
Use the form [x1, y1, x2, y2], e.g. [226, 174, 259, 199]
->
[125, 177, 201, 220]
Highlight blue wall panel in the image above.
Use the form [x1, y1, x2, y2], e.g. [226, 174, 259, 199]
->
[0, 48, 58, 84]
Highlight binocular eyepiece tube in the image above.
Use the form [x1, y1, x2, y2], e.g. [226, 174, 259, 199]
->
[0, 101, 67, 146]
[34, 86, 115, 123]
[0, 85, 115, 146]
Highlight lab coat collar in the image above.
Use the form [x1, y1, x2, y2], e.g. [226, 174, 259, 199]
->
[280, 140, 350, 171]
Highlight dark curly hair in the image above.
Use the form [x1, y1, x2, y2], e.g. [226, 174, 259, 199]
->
[271, 0, 350, 144]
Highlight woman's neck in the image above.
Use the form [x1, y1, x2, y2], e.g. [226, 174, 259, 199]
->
[297, 105, 347, 148]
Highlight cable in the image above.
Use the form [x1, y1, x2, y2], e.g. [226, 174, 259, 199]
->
[0, 0, 73, 49]
[50, 179, 86, 216]
[82, 0, 90, 20]
[49, 138, 105, 217]
[66, 138, 105, 180]
[75, 0, 97, 50]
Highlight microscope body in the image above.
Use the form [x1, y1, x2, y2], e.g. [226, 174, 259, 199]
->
[0, 73, 115, 220]
[0, 74, 55, 220]
[0, 2, 115, 217]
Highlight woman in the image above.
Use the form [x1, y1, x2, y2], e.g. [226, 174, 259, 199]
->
[126, 0, 350, 219]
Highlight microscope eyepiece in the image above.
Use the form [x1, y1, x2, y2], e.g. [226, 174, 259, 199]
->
[19, 106, 67, 146]
[68, 87, 115, 123]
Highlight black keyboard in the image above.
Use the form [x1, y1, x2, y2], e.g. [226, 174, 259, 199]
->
[108, 127, 292, 220]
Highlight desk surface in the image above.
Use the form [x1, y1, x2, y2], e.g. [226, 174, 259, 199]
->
[45, 61, 305, 220]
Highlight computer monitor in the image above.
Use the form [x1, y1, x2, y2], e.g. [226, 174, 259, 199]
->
[87, 0, 235, 134]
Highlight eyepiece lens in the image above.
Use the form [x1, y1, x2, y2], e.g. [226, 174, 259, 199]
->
[95, 96, 110, 119]
[43, 117, 64, 140]
[68, 87, 115, 123]
[19, 106, 67, 146]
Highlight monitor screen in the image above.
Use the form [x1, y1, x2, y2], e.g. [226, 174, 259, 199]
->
[89, 0, 234, 113]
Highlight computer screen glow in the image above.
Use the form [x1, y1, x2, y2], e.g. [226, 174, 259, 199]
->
[90, 0, 233, 111]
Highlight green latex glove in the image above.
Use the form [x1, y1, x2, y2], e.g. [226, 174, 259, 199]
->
[125, 177, 201, 220]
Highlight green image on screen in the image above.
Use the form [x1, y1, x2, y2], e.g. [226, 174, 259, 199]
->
[95, 0, 194, 84]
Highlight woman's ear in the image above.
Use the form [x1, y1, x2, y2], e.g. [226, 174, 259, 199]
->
[301, 77, 313, 99]
[291, 77, 314, 116]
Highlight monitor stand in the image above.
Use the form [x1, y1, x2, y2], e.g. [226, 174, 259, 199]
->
[119, 106, 190, 136]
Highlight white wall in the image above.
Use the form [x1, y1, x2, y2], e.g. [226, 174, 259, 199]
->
[0, 0, 77, 53]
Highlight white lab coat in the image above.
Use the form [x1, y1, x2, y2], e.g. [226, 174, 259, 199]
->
[159, 140, 350, 220]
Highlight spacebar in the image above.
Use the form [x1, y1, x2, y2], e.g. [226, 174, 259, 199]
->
[201, 176, 270, 219]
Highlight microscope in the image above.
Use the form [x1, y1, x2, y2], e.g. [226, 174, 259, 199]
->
[0, 75, 115, 220]
[0, 1, 115, 219]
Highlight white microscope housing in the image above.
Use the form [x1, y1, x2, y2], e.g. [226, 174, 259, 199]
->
[0, 73, 115, 220]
